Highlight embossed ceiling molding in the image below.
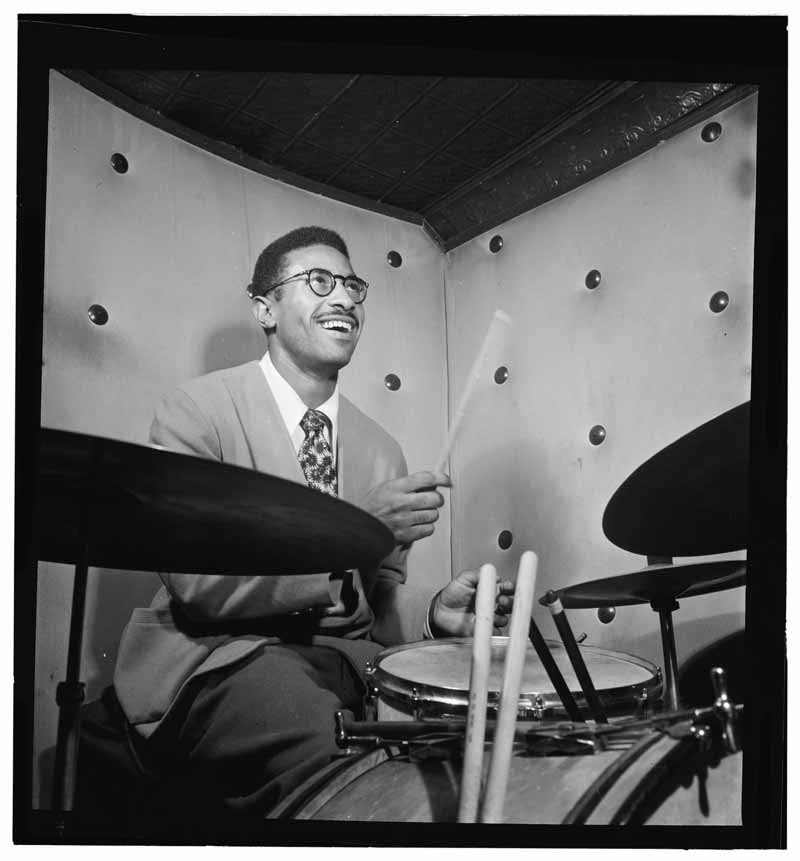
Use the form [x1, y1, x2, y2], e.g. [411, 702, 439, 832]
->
[429, 81, 754, 250]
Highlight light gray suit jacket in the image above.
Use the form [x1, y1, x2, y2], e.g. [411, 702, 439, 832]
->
[114, 360, 424, 736]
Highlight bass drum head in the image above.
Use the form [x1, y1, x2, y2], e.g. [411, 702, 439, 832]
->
[371, 637, 662, 719]
[273, 739, 742, 824]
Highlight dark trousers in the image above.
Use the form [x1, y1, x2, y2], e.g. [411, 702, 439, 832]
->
[146, 640, 383, 818]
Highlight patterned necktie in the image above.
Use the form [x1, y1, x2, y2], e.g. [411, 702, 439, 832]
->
[298, 409, 337, 497]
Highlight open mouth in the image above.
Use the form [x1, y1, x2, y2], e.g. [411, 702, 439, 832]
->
[318, 319, 356, 335]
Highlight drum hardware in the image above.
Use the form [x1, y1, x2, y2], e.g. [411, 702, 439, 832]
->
[363, 662, 378, 721]
[554, 559, 747, 717]
[369, 638, 662, 723]
[36, 427, 394, 827]
[528, 616, 584, 722]
[542, 590, 609, 723]
[411, 687, 422, 721]
[636, 684, 652, 718]
[711, 667, 739, 753]
[652, 596, 682, 711]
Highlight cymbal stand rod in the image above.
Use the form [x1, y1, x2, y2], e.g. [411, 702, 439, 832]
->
[652, 598, 680, 712]
[542, 591, 608, 723]
[51, 490, 92, 826]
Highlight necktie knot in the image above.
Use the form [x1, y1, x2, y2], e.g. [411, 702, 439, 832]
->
[300, 409, 329, 436]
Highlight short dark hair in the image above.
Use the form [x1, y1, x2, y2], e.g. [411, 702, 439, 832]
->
[247, 226, 350, 298]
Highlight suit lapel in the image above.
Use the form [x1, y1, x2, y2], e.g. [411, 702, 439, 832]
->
[224, 362, 306, 484]
[338, 397, 363, 506]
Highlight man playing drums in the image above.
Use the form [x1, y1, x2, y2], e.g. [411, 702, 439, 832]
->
[113, 226, 514, 820]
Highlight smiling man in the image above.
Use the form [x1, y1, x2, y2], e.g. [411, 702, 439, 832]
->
[112, 226, 513, 823]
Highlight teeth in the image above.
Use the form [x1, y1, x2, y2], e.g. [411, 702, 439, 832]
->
[321, 320, 353, 332]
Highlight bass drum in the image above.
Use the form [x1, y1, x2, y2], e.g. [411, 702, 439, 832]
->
[270, 733, 741, 824]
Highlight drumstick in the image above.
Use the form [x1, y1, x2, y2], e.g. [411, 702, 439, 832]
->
[434, 309, 511, 475]
[542, 590, 608, 724]
[480, 551, 538, 824]
[457, 563, 497, 823]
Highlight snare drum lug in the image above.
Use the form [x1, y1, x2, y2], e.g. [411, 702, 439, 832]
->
[363, 663, 378, 721]
[411, 687, 421, 722]
[533, 695, 545, 721]
[636, 687, 649, 718]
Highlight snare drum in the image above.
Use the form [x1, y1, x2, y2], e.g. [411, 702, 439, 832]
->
[270, 734, 742, 825]
[367, 637, 662, 721]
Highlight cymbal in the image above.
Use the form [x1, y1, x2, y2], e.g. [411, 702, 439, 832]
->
[35, 428, 394, 576]
[602, 402, 749, 557]
[554, 559, 747, 608]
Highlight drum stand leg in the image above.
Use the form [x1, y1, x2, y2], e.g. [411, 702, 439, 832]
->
[651, 598, 680, 712]
[50, 503, 90, 835]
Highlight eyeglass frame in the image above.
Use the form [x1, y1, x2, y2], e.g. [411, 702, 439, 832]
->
[256, 268, 369, 304]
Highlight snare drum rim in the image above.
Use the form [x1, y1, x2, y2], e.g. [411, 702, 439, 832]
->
[371, 637, 662, 718]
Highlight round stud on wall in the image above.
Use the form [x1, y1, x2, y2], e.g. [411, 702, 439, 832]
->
[709, 291, 730, 313]
[384, 373, 401, 391]
[589, 425, 606, 446]
[585, 269, 602, 290]
[88, 304, 109, 326]
[494, 366, 509, 385]
[489, 235, 504, 253]
[110, 153, 129, 174]
[701, 122, 723, 143]
[498, 530, 513, 550]
[597, 606, 616, 624]
[387, 250, 403, 268]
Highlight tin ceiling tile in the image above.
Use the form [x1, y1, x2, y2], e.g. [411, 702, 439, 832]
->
[165, 94, 233, 137]
[356, 131, 436, 179]
[335, 74, 440, 124]
[300, 109, 383, 159]
[414, 152, 476, 190]
[381, 183, 442, 210]
[444, 120, 521, 169]
[330, 161, 396, 199]
[392, 95, 474, 148]
[430, 77, 520, 112]
[276, 140, 347, 183]
[181, 71, 267, 108]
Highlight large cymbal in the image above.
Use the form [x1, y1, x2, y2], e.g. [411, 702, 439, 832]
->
[602, 402, 749, 557]
[35, 428, 394, 575]
[555, 559, 747, 608]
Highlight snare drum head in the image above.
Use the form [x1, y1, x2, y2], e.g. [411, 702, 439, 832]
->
[372, 637, 661, 717]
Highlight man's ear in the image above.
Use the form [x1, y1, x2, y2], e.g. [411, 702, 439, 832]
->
[252, 295, 276, 331]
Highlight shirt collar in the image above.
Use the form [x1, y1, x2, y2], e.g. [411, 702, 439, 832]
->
[259, 350, 339, 445]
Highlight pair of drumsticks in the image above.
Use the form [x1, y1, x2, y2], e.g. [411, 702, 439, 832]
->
[457, 552, 538, 824]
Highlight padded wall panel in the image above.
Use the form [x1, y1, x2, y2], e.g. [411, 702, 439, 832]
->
[444, 94, 755, 677]
[35, 72, 448, 806]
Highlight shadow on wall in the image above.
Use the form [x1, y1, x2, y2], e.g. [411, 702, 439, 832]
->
[201, 321, 264, 375]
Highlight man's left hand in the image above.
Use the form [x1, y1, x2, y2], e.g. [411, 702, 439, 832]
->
[430, 569, 515, 637]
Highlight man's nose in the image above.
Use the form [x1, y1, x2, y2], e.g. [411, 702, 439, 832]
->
[329, 278, 356, 309]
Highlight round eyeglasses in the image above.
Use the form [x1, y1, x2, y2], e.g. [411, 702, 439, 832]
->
[262, 268, 369, 304]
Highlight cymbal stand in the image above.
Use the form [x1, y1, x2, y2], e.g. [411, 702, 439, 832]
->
[50, 463, 96, 833]
[651, 596, 680, 712]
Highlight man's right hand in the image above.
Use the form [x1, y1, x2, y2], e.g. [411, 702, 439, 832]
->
[359, 470, 451, 546]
